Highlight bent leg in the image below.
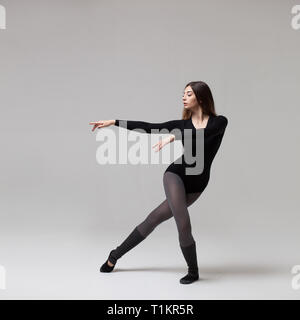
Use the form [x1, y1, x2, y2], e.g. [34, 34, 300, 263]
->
[105, 178, 201, 268]
[136, 199, 172, 237]
[163, 171, 200, 247]
[137, 191, 201, 238]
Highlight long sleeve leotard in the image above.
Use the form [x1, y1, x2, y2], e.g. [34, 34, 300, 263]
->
[114, 115, 228, 193]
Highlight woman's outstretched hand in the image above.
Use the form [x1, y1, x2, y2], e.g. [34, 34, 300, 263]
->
[152, 135, 175, 152]
[89, 120, 115, 131]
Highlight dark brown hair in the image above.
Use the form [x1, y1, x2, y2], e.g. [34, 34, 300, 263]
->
[182, 81, 217, 120]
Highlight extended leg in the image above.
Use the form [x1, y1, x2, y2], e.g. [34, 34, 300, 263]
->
[100, 190, 201, 273]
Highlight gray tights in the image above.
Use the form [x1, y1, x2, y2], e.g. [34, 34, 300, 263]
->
[137, 171, 201, 247]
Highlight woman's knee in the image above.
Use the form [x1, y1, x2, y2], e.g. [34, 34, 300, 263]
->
[146, 209, 171, 227]
[143, 201, 172, 226]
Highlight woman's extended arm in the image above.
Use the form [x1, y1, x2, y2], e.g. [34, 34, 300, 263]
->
[114, 119, 184, 140]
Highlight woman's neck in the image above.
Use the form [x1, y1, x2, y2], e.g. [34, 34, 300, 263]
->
[192, 109, 208, 123]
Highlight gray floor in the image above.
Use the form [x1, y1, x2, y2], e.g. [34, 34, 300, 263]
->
[1, 221, 299, 300]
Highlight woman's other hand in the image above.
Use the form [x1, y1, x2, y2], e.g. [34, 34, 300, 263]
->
[152, 135, 175, 152]
[89, 120, 115, 131]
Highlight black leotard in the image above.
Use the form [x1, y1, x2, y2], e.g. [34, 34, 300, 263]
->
[114, 114, 228, 193]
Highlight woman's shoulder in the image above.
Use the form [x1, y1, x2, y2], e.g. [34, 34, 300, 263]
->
[214, 114, 228, 124]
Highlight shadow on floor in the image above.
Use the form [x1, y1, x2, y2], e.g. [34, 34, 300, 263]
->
[108, 263, 286, 281]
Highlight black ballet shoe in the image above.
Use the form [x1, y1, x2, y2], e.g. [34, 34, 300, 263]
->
[100, 260, 115, 273]
[100, 250, 117, 273]
[179, 241, 199, 284]
[100, 227, 146, 273]
[180, 272, 199, 284]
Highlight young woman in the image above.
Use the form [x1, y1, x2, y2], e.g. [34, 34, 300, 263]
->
[90, 81, 228, 284]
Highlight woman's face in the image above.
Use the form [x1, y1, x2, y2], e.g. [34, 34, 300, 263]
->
[182, 86, 200, 110]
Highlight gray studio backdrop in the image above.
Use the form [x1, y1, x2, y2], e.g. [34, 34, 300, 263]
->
[0, 0, 299, 299]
